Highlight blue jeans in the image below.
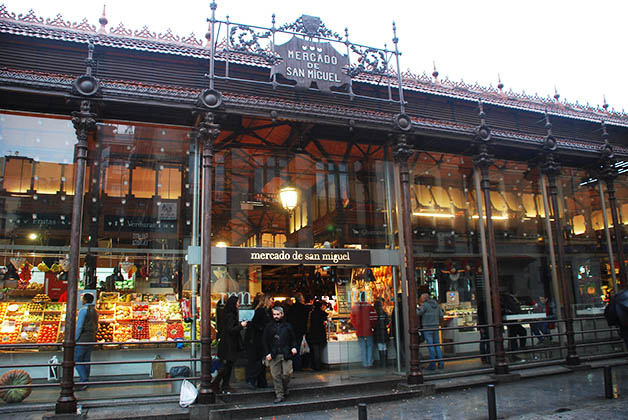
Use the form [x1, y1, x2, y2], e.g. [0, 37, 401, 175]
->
[357, 335, 374, 367]
[74, 345, 93, 383]
[423, 330, 443, 369]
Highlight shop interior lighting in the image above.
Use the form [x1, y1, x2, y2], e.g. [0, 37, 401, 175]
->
[471, 215, 509, 220]
[412, 212, 455, 218]
[215, 241, 228, 248]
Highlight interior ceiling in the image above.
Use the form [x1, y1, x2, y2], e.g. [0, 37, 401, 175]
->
[211, 116, 387, 246]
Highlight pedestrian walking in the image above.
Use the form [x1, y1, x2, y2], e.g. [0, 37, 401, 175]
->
[263, 305, 298, 403]
[213, 295, 248, 394]
[75, 292, 98, 390]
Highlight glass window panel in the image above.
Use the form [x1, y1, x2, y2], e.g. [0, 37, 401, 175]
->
[34, 161, 62, 194]
[132, 167, 155, 199]
[158, 167, 181, 200]
[104, 164, 129, 197]
[3, 157, 32, 192]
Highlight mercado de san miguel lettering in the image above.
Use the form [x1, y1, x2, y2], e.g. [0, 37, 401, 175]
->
[0, 1, 627, 415]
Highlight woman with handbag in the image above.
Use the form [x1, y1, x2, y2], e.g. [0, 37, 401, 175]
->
[213, 295, 248, 394]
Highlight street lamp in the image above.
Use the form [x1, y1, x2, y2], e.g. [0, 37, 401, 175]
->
[279, 185, 298, 212]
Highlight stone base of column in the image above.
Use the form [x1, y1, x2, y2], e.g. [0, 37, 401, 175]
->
[42, 413, 86, 420]
[398, 382, 435, 396]
[565, 354, 582, 366]
[566, 363, 591, 371]
[189, 403, 212, 420]
[489, 373, 521, 383]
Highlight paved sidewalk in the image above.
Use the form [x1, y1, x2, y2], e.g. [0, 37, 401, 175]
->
[268, 364, 628, 420]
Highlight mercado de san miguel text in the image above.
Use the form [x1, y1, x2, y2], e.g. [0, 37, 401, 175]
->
[0, 1, 627, 415]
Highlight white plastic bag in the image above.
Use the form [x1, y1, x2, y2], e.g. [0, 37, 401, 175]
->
[179, 379, 198, 408]
[299, 336, 310, 355]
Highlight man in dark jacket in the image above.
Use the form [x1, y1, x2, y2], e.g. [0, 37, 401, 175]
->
[287, 292, 310, 370]
[263, 306, 298, 403]
[75, 292, 98, 390]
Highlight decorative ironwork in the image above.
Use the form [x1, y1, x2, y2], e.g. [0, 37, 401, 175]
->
[346, 46, 389, 77]
[277, 14, 343, 40]
[228, 25, 277, 64]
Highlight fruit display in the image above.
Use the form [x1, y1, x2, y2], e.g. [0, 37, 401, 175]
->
[183, 319, 201, 341]
[96, 322, 114, 342]
[149, 322, 167, 340]
[0, 333, 18, 344]
[45, 303, 63, 312]
[43, 312, 61, 322]
[0, 294, 186, 345]
[37, 324, 59, 343]
[113, 323, 132, 342]
[148, 305, 167, 321]
[24, 312, 43, 322]
[166, 322, 184, 340]
[132, 320, 149, 340]
[31, 294, 51, 304]
[166, 302, 182, 320]
[114, 304, 132, 320]
[23, 302, 44, 312]
[18, 323, 39, 343]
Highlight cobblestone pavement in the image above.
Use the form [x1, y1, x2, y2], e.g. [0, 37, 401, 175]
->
[268, 365, 628, 420]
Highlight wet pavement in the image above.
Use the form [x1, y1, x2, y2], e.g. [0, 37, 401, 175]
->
[268, 365, 628, 420]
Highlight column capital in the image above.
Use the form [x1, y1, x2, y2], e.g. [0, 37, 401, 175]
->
[71, 100, 97, 143]
[392, 133, 412, 163]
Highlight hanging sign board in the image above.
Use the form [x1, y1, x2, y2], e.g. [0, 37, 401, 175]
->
[271, 36, 350, 92]
[226, 247, 370, 266]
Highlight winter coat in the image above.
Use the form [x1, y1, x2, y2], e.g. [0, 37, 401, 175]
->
[307, 308, 328, 344]
[217, 309, 243, 362]
[350, 301, 376, 337]
[287, 301, 310, 337]
[417, 299, 443, 329]
[373, 309, 389, 344]
[263, 318, 298, 360]
[247, 306, 271, 349]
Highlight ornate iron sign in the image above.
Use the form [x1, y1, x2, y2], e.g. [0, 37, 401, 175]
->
[272, 35, 350, 92]
[226, 247, 370, 266]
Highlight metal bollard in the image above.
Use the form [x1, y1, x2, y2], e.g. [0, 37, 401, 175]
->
[604, 366, 613, 399]
[487, 384, 497, 420]
[358, 403, 367, 420]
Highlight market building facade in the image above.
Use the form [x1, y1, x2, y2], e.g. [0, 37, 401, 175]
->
[0, 2, 627, 414]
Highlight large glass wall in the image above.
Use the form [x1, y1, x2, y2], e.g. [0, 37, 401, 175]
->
[409, 151, 485, 369]
[0, 113, 402, 404]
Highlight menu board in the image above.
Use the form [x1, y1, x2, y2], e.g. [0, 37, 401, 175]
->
[335, 283, 351, 314]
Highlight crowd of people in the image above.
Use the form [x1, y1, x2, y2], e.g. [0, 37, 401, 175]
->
[210, 291, 450, 403]
[211, 292, 330, 403]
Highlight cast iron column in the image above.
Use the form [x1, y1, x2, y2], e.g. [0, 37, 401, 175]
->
[472, 103, 508, 375]
[197, 112, 220, 404]
[393, 133, 423, 385]
[540, 115, 580, 366]
[599, 123, 628, 288]
[56, 100, 96, 414]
